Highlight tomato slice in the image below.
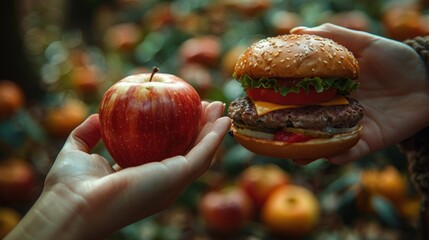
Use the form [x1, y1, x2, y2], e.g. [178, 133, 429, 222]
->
[246, 87, 337, 105]
[273, 131, 313, 143]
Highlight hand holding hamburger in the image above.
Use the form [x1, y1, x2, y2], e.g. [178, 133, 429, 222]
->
[227, 34, 364, 160]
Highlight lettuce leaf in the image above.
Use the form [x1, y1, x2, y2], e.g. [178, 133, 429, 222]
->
[236, 74, 359, 96]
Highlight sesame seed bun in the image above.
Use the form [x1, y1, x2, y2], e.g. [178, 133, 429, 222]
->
[234, 34, 359, 80]
[231, 124, 362, 160]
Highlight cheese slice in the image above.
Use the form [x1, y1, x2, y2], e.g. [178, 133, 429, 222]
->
[253, 96, 349, 115]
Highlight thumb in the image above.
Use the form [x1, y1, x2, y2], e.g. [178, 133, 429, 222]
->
[290, 23, 376, 56]
[62, 114, 101, 152]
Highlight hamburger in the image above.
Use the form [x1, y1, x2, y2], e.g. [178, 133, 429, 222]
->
[227, 34, 364, 159]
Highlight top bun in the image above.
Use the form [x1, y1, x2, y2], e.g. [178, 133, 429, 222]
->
[234, 34, 359, 79]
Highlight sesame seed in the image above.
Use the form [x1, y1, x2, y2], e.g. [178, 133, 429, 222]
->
[274, 52, 279, 57]
[323, 60, 328, 64]
[264, 66, 271, 71]
[280, 59, 285, 63]
[286, 65, 290, 68]
[338, 60, 342, 64]
[286, 57, 290, 61]
[268, 58, 273, 62]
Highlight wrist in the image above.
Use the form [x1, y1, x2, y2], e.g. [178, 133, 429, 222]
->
[5, 186, 90, 240]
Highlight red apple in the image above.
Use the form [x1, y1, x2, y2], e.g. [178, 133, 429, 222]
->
[99, 68, 202, 168]
[199, 186, 253, 234]
[0, 158, 40, 204]
[239, 164, 290, 208]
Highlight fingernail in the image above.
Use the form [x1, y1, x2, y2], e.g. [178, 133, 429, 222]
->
[290, 26, 309, 33]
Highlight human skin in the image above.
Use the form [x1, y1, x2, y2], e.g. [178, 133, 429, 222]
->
[290, 23, 429, 164]
[5, 101, 231, 240]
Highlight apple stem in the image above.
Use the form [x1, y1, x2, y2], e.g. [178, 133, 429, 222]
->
[150, 66, 159, 82]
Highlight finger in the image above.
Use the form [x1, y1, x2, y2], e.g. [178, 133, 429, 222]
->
[325, 140, 370, 164]
[205, 101, 226, 123]
[290, 23, 376, 56]
[62, 114, 101, 153]
[112, 164, 122, 171]
[196, 101, 226, 143]
[184, 116, 231, 179]
[201, 101, 209, 111]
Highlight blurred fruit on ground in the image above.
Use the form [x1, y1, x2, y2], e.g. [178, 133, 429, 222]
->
[44, 98, 89, 139]
[143, 2, 175, 31]
[261, 184, 320, 237]
[0, 80, 25, 120]
[327, 10, 371, 32]
[239, 164, 290, 209]
[221, 45, 247, 77]
[69, 65, 102, 94]
[360, 166, 407, 205]
[0, 207, 21, 239]
[0, 158, 41, 204]
[398, 196, 420, 222]
[222, 0, 272, 17]
[199, 186, 253, 235]
[178, 63, 213, 100]
[355, 164, 415, 227]
[269, 10, 302, 35]
[103, 23, 142, 52]
[179, 35, 221, 67]
[382, 3, 429, 41]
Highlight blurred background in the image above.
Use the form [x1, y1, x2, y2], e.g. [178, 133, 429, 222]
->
[0, 0, 428, 239]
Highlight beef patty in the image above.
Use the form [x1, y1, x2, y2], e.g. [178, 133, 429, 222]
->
[228, 96, 364, 133]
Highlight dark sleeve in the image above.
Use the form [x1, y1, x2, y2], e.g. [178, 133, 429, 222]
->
[399, 37, 429, 210]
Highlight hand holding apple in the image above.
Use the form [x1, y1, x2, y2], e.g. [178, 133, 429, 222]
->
[99, 67, 203, 168]
[5, 102, 231, 240]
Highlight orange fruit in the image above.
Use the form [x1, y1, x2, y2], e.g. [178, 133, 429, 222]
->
[261, 184, 320, 236]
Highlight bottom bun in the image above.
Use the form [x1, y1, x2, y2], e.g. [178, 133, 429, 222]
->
[231, 125, 362, 159]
